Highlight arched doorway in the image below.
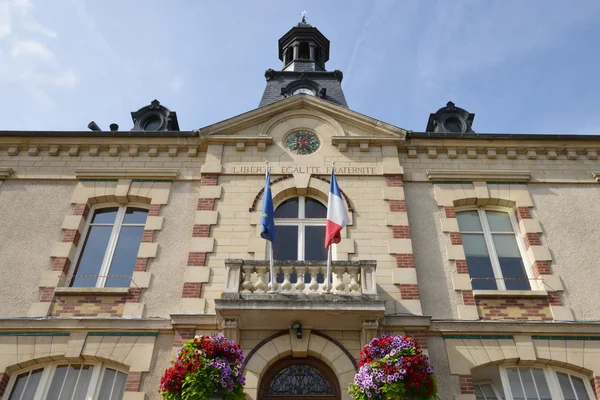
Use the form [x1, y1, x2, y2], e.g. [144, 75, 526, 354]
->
[258, 357, 341, 400]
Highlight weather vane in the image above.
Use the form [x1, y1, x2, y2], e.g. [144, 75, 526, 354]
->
[300, 10, 307, 23]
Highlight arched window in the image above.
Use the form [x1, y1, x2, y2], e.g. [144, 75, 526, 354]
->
[4, 362, 127, 400]
[70, 205, 148, 288]
[273, 196, 327, 262]
[456, 209, 531, 290]
[259, 357, 340, 399]
[298, 42, 310, 60]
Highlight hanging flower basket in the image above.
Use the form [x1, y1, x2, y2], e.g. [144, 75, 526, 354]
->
[349, 335, 438, 400]
[160, 335, 246, 400]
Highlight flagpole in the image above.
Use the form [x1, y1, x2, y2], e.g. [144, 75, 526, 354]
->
[265, 161, 276, 293]
[326, 161, 335, 293]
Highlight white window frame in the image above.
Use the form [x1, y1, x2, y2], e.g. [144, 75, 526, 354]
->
[2, 362, 127, 400]
[499, 364, 596, 400]
[274, 196, 335, 261]
[456, 206, 536, 291]
[473, 381, 503, 400]
[69, 204, 148, 288]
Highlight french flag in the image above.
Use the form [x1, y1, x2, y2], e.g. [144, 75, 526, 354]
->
[325, 169, 350, 248]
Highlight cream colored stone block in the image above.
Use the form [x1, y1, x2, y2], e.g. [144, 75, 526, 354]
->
[39, 271, 63, 288]
[446, 244, 465, 260]
[50, 336, 69, 359]
[250, 211, 261, 226]
[144, 216, 164, 231]
[457, 305, 479, 320]
[123, 303, 145, 318]
[190, 237, 215, 253]
[245, 353, 268, 374]
[583, 341, 600, 372]
[294, 173, 311, 194]
[200, 164, 222, 174]
[126, 336, 156, 372]
[308, 334, 328, 357]
[257, 341, 279, 364]
[194, 210, 218, 225]
[33, 336, 52, 362]
[131, 271, 151, 288]
[198, 185, 222, 199]
[509, 184, 534, 207]
[137, 242, 158, 258]
[244, 370, 260, 390]
[290, 329, 311, 358]
[481, 339, 505, 363]
[332, 353, 355, 375]
[61, 215, 85, 231]
[498, 339, 519, 361]
[551, 305, 574, 321]
[396, 299, 422, 315]
[178, 298, 206, 313]
[65, 332, 87, 359]
[320, 340, 343, 363]
[388, 239, 413, 254]
[51, 242, 76, 260]
[514, 335, 536, 364]
[392, 268, 417, 285]
[111, 336, 137, 364]
[455, 395, 477, 400]
[519, 218, 543, 233]
[247, 237, 266, 258]
[382, 187, 405, 200]
[82, 336, 103, 359]
[123, 393, 146, 400]
[271, 335, 292, 359]
[533, 339, 551, 362]
[115, 179, 132, 203]
[527, 246, 552, 262]
[148, 182, 173, 205]
[17, 336, 35, 364]
[433, 185, 457, 206]
[445, 339, 476, 375]
[0, 337, 18, 371]
[452, 274, 472, 291]
[441, 218, 459, 232]
[548, 340, 567, 365]
[566, 340, 585, 369]
[540, 275, 563, 292]
[336, 239, 355, 254]
[185, 267, 210, 283]
[473, 181, 490, 201]
[385, 212, 408, 226]
[463, 339, 491, 366]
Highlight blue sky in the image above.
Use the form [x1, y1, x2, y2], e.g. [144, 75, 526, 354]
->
[1, 0, 600, 134]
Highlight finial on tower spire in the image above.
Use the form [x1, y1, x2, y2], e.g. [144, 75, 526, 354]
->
[300, 10, 307, 24]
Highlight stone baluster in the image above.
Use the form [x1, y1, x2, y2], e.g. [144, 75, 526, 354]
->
[241, 266, 254, 293]
[295, 266, 306, 293]
[333, 266, 346, 293]
[254, 267, 267, 293]
[308, 266, 320, 293]
[281, 267, 293, 292]
[347, 266, 360, 294]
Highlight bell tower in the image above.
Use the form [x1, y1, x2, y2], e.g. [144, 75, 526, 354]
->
[278, 13, 330, 72]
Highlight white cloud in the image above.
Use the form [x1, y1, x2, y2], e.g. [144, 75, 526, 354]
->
[0, 1, 11, 38]
[11, 40, 54, 59]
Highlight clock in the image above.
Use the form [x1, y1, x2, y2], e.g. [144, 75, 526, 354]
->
[292, 88, 315, 96]
[284, 131, 320, 155]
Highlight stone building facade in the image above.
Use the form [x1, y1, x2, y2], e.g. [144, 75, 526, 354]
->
[1, 21, 600, 400]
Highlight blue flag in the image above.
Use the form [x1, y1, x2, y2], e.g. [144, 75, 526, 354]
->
[260, 170, 276, 243]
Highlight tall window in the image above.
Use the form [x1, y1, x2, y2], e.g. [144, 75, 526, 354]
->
[71, 206, 148, 288]
[474, 383, 500, 400]
[5, 363, 127, 400]
[499, 366, 593, 400]
[457, 209, 530, 291]
[273, 196, 327, 261]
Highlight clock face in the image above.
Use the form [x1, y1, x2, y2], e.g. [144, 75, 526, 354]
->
[292, 88, 315, 96]
[284, 131, 320, 155]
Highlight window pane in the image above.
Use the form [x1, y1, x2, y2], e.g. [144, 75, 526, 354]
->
[72, 365, 93, 400]
[474, 385, 486, 400]
[111, 371, 127, 399]
[274, 198, 298, 218]
[507, 368, 526, 400]
[47, 365, 69, 399]
[71, 226, 113, 287]
[305, 198, 327, 218]
[92, 208, 119, 224]
[492, 235, 530, 290]
[481, 383, 498, 399]
[571, 376, 590, 400]
[105, 226, 144, 287]
[557, 372, 577, 400]
[462, 234, 497, 290]
[97, 368, 116, 400]
[59, 364, 80, 400]
[123, 207, 148, 224]
[531, 368, 552, 400]
[20, 369, 43, 400]
[273, 226, 298, 260]
[305, 226, 327, 261]
[486, 211, 514, 232]
[518, 368, 538, 400]
[457, 211, 483, 231]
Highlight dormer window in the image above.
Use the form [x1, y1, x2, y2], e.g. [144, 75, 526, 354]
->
[443, 117, 464, 133]
[142, 115, 162, 131]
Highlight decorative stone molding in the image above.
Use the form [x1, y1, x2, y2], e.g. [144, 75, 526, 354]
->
[0, 168, 13, 179]
[426, 169, 531, 182]
[75, 168, 179, 180]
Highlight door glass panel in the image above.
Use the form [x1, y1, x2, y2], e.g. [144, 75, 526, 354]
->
[457, 210, 483, 231]
[305, 198, 327, 218]
[72, 365, 93, 400]
[123, 208, 148, 224]
[486, 211, 514, 232]
[71, 226, 113, 287]
[91, 208, 119, 224]
[531, 368, 552, 400]
[557, 372, 577, 400]
[105, 226, 144, 287]
[492, 235, 530, 290]
[571, 376, 590, 400]
[275, 199, 298, 218]
[507, 368, 526, 400]
[305, 226, 327, 261]
[273, 226, 298, 260]
[519, 368, 538, 400]
[47, 365, 69, 399]
[97, 368, 116, 400]
[20, 369, 43, 400]
[461, 233, 497, 290]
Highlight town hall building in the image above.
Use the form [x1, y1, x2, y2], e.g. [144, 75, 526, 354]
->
[0, 19, 599, 400]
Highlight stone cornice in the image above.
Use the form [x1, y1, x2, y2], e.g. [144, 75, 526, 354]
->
[75, 168, 179, 180]
[0, 317, 173, 332]
[331, 136, 404, 149]
[429, 320, 600, 335]
[0, 168, 13, 179]
[426, 169, 531, 182]
[203, 136, 273, 146]
[592, 172, 600, 182]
